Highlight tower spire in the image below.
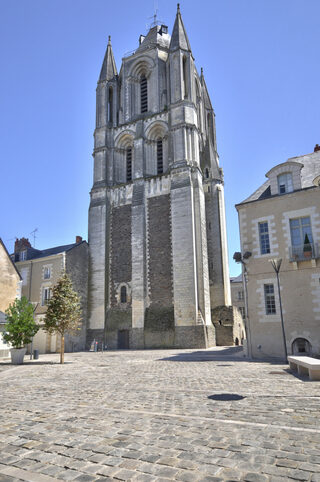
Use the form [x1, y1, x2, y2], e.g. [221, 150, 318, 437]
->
[169, 3, 191, 52]
[99, 35, 118, 82]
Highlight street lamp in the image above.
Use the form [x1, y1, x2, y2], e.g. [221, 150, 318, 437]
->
[269, 258, 287, 362]
[233, 251, 252, 359]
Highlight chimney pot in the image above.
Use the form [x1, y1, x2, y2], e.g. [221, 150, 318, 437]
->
[14, 237, 31, 253]
[314, 144, 320, 152]
[76, 236, 82, 244]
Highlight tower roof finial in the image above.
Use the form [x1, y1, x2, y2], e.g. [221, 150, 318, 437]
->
[177, 3, 180, 12]
[108, 35, 111, 44]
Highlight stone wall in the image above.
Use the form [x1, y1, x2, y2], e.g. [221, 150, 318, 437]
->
[65, 242, 89, 352]
[211, 305, 245, 346]
[146, 194, 174, 332]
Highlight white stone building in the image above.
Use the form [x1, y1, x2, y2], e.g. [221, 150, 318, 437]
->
[236, 145, 320, 359]
[88, 6, 231, 349]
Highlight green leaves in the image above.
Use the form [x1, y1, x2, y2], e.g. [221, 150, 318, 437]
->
[44, 272, 82, 337]
[3, 296, 38, 348]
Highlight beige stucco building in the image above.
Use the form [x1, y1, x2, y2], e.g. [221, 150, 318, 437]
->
[0, 238, 22, 357]
[236, 145, 320, 359]
[13, 237, 88, 354]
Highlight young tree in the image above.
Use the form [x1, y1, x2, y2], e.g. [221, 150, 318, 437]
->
[3, 296, 38, 348]
[44, 272, 82, 364]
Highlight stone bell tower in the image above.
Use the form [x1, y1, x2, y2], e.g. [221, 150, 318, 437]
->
[87, 5, 231, 349]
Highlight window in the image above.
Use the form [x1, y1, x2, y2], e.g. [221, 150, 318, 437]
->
[278, 173, 293, 194]
[290, 217, 313, 248]
[126, 147, 132, 182]
[259, 222, 270, 255]
[205, 168, 209, 179]
[182, 56, 188, 98]
[264, 284, 276, 315]
[140, 75, 148, 113]
[157, 139, 163, 174]
[120, 286, 127, 303]
[44, 267, 51, 280]
[107, 86, 113, 123]
[238, 290, 244, 301]
[41, 287, 51, 306]
[239, 307, 246, 319]
[19, 250, 27, 261]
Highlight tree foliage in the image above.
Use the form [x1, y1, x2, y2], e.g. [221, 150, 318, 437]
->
[44, 272, 82, 363]
[3, 296, 38, 348]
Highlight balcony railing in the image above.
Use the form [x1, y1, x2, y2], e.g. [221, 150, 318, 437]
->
[289, 243, 319, 262]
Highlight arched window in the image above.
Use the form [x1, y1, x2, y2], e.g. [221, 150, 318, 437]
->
[126, 147, 132, 182]
[140, 75, 148, 113]
[205, 168, 209, 179]
[107, 87, 113, 123]
[183, 56, 188, 98]
[157, 139, 163, 174]
[120, 286, 127, 303]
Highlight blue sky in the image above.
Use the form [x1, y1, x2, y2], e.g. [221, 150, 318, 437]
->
[1, 0, 319, 276]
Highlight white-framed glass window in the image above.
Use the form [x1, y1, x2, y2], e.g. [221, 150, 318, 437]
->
[264, 284, 276, 315]
[19, 250, 27, 261]
[278, 173, 293, 194]
[290, 217, 313, 247]
[41, 287, 51, 306]
[44, 267, 51, 280]
[259, 222, 270, 255]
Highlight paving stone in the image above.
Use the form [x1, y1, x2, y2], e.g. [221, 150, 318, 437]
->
[1, 349, 320, 482]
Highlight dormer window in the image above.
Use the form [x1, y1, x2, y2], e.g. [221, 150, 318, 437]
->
[278, 173, 293, 194]
[20, 250, 27, 261]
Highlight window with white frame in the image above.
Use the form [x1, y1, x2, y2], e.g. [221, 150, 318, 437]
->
[19, 250, 27, 261]
[41, 287, 51, 306]
[264, 284, 276, 315]
[290, 216, 313, 248]
[277, 173, 293, 194]
[259, 222, 270, 254]
[43, 267, 51, 280]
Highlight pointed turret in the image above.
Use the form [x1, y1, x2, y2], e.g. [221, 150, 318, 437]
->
[99, 36, 117, 82]
[169, 4, 191, 52]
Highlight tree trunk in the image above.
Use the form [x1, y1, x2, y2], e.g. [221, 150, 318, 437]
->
[60, 334, 65, 364]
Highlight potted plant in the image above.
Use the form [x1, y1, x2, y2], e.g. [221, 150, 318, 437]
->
[2, 297, 39, 364]
[303, 234, 312, 259]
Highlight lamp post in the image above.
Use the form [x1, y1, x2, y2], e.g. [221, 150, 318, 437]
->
[233, 251, 252, 359]
[269, 258, 287, 361]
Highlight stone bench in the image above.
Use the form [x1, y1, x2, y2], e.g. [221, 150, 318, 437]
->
[288, 356, 320, 381]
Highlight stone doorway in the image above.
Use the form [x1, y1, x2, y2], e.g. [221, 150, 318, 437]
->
[118, 330, 129, 349]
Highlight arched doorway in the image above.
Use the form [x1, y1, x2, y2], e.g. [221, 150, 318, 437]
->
[292, 338, 311, 355]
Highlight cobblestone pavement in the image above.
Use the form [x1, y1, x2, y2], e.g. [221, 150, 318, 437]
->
[0, 347, 320, 481]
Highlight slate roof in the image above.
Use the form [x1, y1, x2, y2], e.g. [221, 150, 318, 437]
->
[230, 274, 243, 283]
[136, 25, 171, 54]
[14, 243, 78, 262]
[239, 149, 320, 205]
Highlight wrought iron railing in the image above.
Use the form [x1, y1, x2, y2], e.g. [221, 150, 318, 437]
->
[289, 243, 319, 262]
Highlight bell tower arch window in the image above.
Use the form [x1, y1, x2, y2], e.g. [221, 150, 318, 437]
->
[157, 139, 163, 174]
[140, 74, 148, 113]
[126, 147, 132, 182]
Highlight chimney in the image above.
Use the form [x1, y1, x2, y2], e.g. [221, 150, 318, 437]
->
[76, 236, 83, 244]
[314, 144, 320, 152]
[14, 237, 31, 253]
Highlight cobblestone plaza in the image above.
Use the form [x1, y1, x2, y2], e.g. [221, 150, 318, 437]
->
[1, 348, 320, 481]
